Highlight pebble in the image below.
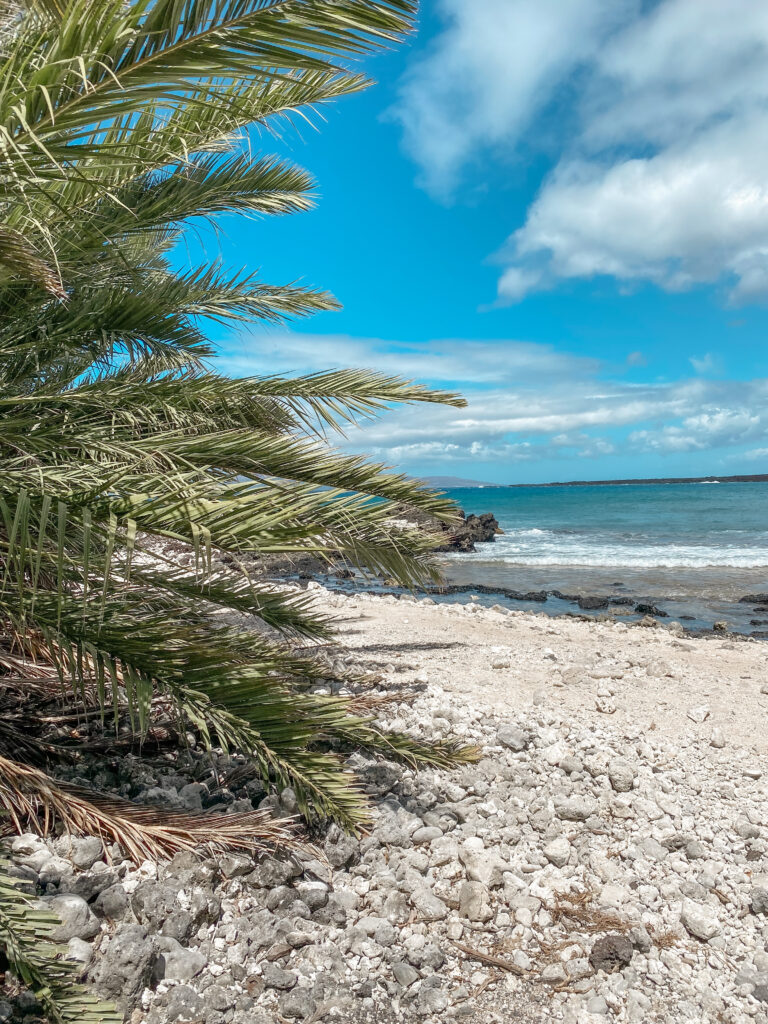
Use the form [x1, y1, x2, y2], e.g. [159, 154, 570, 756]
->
[680, 899, 721, 941]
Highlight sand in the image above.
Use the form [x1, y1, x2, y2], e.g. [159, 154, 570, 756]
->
[318, 588, 768, 757]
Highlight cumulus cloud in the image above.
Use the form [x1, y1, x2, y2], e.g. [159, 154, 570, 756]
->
[221, 332, 768, 470]
[392, 0, 628, 196]
[395, 0, 768, 303]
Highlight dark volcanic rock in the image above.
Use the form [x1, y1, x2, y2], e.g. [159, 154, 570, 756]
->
[740, 593, 768, 604]
[433, 511, 502, 553]
[589, 933, 634, 973]
[577, 596, 609, 610]
[635, 603, 668, 617]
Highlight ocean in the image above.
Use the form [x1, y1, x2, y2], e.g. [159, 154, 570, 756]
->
[436, 481, 768, 635]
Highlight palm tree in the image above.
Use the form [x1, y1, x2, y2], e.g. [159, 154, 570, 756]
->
[0, 2, 474, 1016]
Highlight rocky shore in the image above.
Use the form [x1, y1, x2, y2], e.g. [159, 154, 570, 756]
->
[5, 586, 768, 1024]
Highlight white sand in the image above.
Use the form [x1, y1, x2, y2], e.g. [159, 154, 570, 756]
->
[322, 589, 768, 756]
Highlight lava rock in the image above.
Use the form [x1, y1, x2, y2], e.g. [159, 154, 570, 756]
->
[589, 934, 634, 973]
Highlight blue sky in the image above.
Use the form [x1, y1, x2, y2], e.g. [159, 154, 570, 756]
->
[181, 0, 768, 485]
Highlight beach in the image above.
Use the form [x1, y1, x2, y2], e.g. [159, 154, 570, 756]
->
[328, 585, 768, 752]
[22, 579, 768, 1024]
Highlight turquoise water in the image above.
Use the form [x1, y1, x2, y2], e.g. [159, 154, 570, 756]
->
[445, 482, 768, 569]
[436, 482, 768, 633]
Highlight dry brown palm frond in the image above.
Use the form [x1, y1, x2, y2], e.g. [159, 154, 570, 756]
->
[343, 691, 411, 713]
[0, 756, 299, 862]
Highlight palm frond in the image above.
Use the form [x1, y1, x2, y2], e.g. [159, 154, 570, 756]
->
[0, 858, 121, 1024]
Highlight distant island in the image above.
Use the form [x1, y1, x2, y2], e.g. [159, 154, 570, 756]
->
[508, 473, 768, 488]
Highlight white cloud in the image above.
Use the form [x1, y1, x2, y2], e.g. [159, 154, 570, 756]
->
[220, 333, 768, 470]
[505, 117, 768, 302]
[220, 332, 599, 385]
[690, 353, 717, 375]
[395, 0, 768, 302]
[392, 0, 629, 196]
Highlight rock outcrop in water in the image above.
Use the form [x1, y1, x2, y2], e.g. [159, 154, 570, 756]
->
[395, 507, 502, 553]
[433, 511, 502, 553]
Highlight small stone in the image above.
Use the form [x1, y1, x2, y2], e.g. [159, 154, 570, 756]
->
[491, 658, 511, 670]
[41, 894, 99, 941]
[589, 933, 634, 973]
[595, 696, 616, 714]
[680, 899, 721, 941]
[687, 705, 710, 724]
[92, 924, 156, 1009]
[323, 825, 359, 868]
[543, 835, 570, 868]
[607, 760, 636, 793]
[540, 963, 567, 983]
[555, 796, 597, 822]
[497, 724, 529, 752]
[392, 962, 419, 987]
[261, 963, 297, 991]
[587, 995, 609, 1014]
[415, 977, 449, 1015]
[410, 887, 448, 921]
[412, 826, 443, 843]
[165, 986, 204, 1023]
[93, 884, 129, 920]
[458, 881, 493, 922]
[160, 946, 206, 982]
[459, 841, 506, 887]
[64, 937, 93, 968]
[750, 886, 768, 915]
[278, 988, 316, 1021]
[65, 836, 104, 871]
[709, 727, 726, 748]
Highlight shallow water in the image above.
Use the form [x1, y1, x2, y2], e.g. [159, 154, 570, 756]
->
[436, 482, 768, 634]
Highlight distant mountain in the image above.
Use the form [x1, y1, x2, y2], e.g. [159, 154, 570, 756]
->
[424, 475, 498, 488]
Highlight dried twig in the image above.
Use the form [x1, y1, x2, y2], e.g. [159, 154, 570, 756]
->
[451, 940, 527, 976]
